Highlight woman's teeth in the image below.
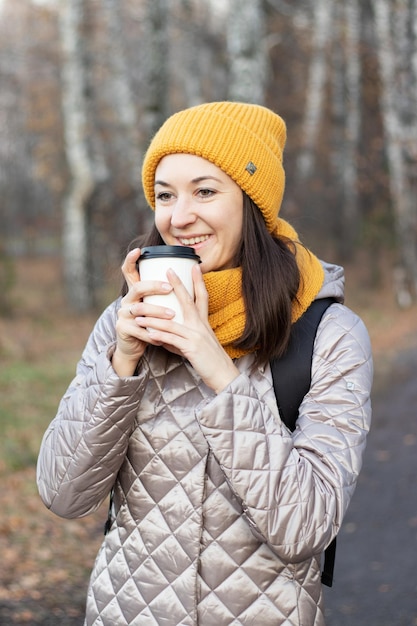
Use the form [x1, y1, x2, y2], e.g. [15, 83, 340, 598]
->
[180, 236, 209, 245]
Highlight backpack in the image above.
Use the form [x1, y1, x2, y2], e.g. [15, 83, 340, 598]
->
[270, 297, 336, 587]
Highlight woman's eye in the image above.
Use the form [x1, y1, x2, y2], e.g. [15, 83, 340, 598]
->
[156, 192, 172, 201]
[198, 188, 215, 198]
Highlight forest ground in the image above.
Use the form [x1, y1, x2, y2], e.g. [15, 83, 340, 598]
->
[0, 256, 416, 625]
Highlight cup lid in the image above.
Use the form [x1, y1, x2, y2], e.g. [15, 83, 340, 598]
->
[139, 245, 201, 262]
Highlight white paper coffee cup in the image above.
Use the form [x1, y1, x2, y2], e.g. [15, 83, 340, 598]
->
[138, 245, 201, 323]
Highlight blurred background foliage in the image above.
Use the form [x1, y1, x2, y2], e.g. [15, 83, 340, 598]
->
[0, 0, 416, 313]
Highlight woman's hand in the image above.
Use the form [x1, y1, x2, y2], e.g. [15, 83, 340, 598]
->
[134, 263, 240, 393]
[112, 248, 175, 377]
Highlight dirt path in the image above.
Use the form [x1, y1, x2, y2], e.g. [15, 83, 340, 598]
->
[324, 345, 417, 626]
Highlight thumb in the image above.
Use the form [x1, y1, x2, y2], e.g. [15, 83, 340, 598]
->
[192, 264, 209, 319]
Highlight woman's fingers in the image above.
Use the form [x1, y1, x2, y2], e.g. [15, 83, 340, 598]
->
[121, 248, 141, 287]
[165, 266, 208, 321]
[192, 264, 209, 319]
[119, 263, 238, 392]
[166, 268, 194, 302]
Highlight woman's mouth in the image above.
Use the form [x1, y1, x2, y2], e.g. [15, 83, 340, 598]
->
[178, 235, 210, 246]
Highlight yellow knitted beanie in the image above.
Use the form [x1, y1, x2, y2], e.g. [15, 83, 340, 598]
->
[141, 101, 325, 356]
[142, 101, 286, 232]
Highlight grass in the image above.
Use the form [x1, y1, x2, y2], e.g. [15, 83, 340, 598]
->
[0, 360, 74, 473]
[0, 256, 93, 476]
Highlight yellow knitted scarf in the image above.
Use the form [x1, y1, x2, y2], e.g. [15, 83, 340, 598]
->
[203, 218, 324, 359]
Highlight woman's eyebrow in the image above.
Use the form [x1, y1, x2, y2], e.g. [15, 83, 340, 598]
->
[191, 176, 223, 184]
[154, 175, 224, 188]
[154, 176, 222, 187]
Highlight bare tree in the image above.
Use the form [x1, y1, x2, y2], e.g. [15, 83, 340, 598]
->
[330, 0, 361, 259]
[227, 0, 267, 103]
[3, 0, 417, 303]
[0, 2, 43, 253]
[103, 0, 141, 187]
[59, 0, 100, 311]
[101, 0, 149, 247]
[172, 0, 203, 107]
[342, 0, 361, 253]
[373, 0, 417, 304]
[296, 0, 333, 183]
[141, 0, 170, 139]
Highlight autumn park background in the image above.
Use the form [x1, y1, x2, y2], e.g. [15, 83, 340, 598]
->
[1, 0, 417, 624]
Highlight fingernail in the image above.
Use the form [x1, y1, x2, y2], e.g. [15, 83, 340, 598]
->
[161, 282, 172, 291]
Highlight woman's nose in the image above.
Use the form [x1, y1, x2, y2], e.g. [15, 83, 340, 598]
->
[170, 196, 197, 228]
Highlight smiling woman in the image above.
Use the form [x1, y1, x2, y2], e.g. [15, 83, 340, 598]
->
[37, 101, 373, 626]
[154, 154, 244, 273]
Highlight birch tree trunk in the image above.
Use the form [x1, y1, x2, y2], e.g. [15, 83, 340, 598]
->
[342, 0, 360, 255]
[103, 0, 141, 185]
[330, 0, 361, 259]
[142, 0, 170, 139]
[373, 0, 417, 304]
[59, 0, 95, 311]
[296, 0, 332, 183]
[227, 0, 267, 104]
[175, 0, 203, 107]
[102, 0, 148, 239]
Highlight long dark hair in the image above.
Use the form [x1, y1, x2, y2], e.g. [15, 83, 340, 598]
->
[124, 193, 300, 366]
[233, 194, 300, 365]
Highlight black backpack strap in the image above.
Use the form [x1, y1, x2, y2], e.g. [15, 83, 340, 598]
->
[321, 536, 337, 587]
[270, 297, 337, 587]
[270, 297, 335, 431]
[104, 487, 114, 535]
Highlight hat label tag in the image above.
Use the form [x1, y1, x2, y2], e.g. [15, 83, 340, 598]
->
[245, 161, 257, 175]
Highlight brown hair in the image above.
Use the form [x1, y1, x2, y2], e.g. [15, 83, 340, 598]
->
[123, 193, 300, 366]
[233, 194, 300, 365]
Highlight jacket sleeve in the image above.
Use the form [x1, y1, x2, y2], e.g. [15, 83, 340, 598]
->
[195, 304, 373, 562]
[36, 299, 148, 519]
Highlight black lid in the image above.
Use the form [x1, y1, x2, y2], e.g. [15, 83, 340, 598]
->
[139, 245, 201, 262]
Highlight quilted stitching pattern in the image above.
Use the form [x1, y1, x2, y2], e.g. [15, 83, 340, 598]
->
[37, 296, 372, 626]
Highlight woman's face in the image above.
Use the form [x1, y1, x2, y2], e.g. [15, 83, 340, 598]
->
[154, 153, 243, 273]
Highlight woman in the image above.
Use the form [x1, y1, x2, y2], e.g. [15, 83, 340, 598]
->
[37, 101, 373, 626]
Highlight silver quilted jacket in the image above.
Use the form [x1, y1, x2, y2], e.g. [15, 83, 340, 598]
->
[37, 262, 373, 626]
